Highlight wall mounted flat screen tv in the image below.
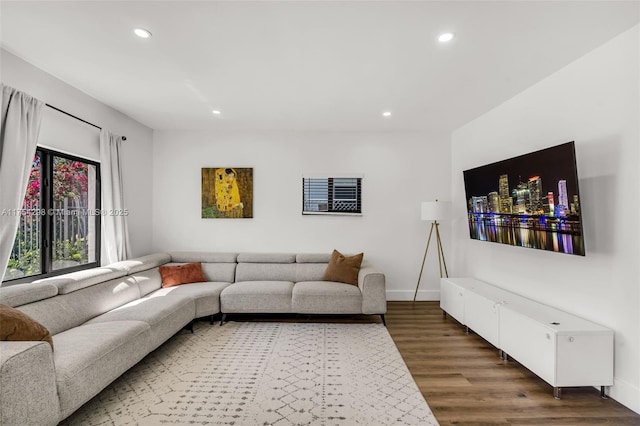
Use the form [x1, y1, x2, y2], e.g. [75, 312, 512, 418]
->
[463, 141, 585, 255]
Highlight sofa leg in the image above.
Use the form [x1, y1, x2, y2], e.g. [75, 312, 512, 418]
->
[220, 313, 227, 326]
[186, 321, 194, 334]
[210, 315, 215, 325]
[380, 314, 387, 327]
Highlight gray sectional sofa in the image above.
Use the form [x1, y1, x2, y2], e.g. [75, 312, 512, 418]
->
[0, 252, 386, 426]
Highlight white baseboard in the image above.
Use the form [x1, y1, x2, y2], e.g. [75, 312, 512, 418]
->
[386, 290, 440, 301]
[606, 376, 640, 414]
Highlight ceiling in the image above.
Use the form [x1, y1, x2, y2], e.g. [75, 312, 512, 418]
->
[1, 1, 638, 133]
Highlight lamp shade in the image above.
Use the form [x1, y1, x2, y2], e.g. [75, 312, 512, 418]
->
[421, 201, 451, 221]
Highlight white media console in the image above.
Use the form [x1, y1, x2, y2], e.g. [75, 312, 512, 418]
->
[440, 278, 614, 399]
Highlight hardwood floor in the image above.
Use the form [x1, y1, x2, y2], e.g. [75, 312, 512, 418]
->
[386, 301, 640, 426]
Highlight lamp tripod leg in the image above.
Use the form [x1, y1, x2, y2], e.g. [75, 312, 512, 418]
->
[413, 222, 435, 301]
[435, 223, 449, 278]
[435, 223, 443, 278]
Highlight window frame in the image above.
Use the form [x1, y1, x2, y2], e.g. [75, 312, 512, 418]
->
[2, 147, 101, 285]
[302, 175, 362, 216]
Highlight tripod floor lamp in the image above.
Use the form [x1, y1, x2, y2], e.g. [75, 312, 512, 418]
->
[413, 200, 451, 301]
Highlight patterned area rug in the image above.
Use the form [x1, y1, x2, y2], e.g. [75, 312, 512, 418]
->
[61, 322, 438, 425]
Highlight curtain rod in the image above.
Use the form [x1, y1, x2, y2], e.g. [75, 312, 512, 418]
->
[45, 103, 127, 141]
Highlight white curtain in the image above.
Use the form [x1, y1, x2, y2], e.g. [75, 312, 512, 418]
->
[0, 84, 44, 282]
[100, 129, 131, 265]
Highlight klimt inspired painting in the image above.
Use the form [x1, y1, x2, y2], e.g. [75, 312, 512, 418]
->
[202, 168, 253, 218]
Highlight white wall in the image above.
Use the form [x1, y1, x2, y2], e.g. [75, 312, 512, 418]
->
[451, 26, 639, 412]
[1, 49, 154, 258]
[152, 130, 451, 300]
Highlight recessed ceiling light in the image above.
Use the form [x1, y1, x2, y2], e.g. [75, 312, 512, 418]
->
[382, 111, 392, 117]
[212, 110, 221, 115]
[438, 32, 455, 43]
[438, 33, 456, 43]
[133, 28, 152, 39]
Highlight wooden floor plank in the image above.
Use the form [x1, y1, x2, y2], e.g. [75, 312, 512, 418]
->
[385, 301, 640, 426]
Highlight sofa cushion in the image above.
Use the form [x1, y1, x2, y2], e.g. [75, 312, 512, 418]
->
[147, 282, 231, 317]
[131, 268, 163, 297]
[170, 252, 238, 263]
[33, 268, 127, 295]
[236, 263, 296, 282]
[84, 296, 195, 350]
[17, 277, 140, 336]
[221, 281, 294, 313]
[323, 250, 363, 286]
[201, 263, 237, 283]
[294, 253, 332, 282]
[295, 263, 328, 282]
[159, 262, 206, 288]
[0, 305, 54, 348]
[237, 253, 296, 263]
[108, 253, 171, 274]
[0, 282, 57, 308]
[296, 253, 331, 263]
[292, 281, 363, 314]
[52, 321, 151, 419]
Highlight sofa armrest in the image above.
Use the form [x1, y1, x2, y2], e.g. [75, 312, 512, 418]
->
[0, 341, 60, 426]
[357, 265, 386, 314]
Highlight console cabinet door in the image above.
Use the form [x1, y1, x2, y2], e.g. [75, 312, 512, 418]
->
[499, 306, 557, 385]
[556, 332, 614, 387]
[464, 291, 500, 347]
[440, 279, 465, 324]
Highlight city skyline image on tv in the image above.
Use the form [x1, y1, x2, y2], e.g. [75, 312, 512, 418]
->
[463, 141, 585, 255]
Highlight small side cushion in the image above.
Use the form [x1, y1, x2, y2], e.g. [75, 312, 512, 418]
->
[323, 250, 363, 286]
[159, 262, 206, 288]
[0, 304, 54, 349]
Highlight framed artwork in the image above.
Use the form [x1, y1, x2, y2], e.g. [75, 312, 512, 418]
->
[201, 168, 253, 218]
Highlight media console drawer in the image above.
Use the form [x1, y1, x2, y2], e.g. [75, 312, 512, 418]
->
[440, 278, 614, 399]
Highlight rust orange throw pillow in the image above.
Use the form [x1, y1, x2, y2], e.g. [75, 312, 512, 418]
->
[0, 304, 54, 349]
[159, 262, 207, 288]
[323, 250, 364, 286]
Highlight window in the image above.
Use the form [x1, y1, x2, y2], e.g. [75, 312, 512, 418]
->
[3, 148, 100, 283]
[302, 176, 362, 215]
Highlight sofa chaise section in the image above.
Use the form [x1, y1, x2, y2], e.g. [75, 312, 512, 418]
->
[52, 320, 152, 419]
[10, 274, 157, 421]
[0, 252, 204, 425]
